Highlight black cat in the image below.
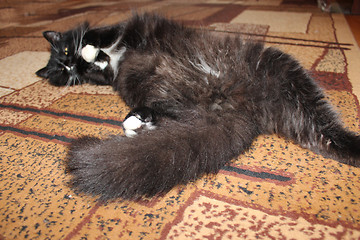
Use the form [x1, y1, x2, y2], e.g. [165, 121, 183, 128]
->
[37, 13, 360, 200]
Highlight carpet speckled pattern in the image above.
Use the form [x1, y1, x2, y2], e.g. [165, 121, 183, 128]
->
[1, 1, 360, 239]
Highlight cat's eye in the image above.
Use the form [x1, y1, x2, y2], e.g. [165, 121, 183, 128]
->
[64, 47, 69, 55]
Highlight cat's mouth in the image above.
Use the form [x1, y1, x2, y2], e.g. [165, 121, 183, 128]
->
[64, 64, 78, 77]
[64, 65, 81, 86]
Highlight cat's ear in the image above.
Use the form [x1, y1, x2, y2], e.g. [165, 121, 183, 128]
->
[43, 31, 62, 44]
[36, 66, 50, 79]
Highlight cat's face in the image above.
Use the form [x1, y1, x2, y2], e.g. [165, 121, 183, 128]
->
[36, 24, 90, 86]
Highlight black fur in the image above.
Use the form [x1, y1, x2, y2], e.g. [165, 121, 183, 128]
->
[37, 13, 360, 200]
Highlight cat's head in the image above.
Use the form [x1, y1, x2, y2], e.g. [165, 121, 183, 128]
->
[36, 23, 89, 86]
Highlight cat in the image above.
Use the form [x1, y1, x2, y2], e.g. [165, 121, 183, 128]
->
[36, 13, 360, 201]
[36, 22, 122, 86]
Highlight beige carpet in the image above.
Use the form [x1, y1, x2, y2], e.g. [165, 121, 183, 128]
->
[1, 1, 360, 239]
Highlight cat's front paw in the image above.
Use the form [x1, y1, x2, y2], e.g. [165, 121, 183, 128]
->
[123, 107, 157, 137]
[81, 45, 99, 63]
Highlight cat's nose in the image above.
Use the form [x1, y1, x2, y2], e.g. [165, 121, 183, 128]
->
[65, 65, 78, 76]
[65, 65, 75, 71]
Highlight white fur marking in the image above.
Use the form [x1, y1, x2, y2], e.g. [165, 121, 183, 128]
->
[125, 129, 138, 138]
[81, 45, 99, 63]
[190, 57, 220, 81]
[101, 39, 126, 78]
[123, 116, 143, 130]
[145, 122, 156, 130]
[94, 61, 108, 70]
[199, 58, 220, 78]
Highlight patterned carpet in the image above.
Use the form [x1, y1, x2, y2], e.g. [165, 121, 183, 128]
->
[1, 1, 360, 239]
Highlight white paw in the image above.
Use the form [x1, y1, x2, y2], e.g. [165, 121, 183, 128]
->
[81, 45, 99, 63]
[94, 61, 108, 70]
[123, 114, 156, 137]
[145, 122, 156, 130]
[125, 129, 138, 138]
[123, 116, 143, 130]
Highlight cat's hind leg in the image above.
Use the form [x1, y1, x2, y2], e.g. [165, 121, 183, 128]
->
[123, 107, 157, 137]
[259, 47, 360, 167]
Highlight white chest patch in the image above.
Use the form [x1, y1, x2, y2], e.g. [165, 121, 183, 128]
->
[190, 56, 220, 80]
[101, 39, 126, 78]
[80, 39, 126, 78]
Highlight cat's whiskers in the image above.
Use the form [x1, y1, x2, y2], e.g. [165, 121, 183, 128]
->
[67, 75, 76, 88]
[76, 25, 87, 56]
[65, 77, 72, 88]
[74, 75, 81, 85]
[73, 31, 79, 57]
[59, 77, 72, 93]
[49, 42, 59, 53]
[54, 58, 79, 87]
[55, 59, 66, 67]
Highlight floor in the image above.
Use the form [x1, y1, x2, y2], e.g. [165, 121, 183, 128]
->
[346, 15, 360, 47]
[0, 1, 360, 239]
[328, 0, 360, 46]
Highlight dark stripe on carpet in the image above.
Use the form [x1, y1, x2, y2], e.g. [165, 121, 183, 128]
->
[222, 165, 292, 182]
[0, 125, 73, 143]
[0, 103, 123, 126]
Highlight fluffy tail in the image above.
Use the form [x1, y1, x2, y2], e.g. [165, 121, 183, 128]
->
[66, 114, 259, 200]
